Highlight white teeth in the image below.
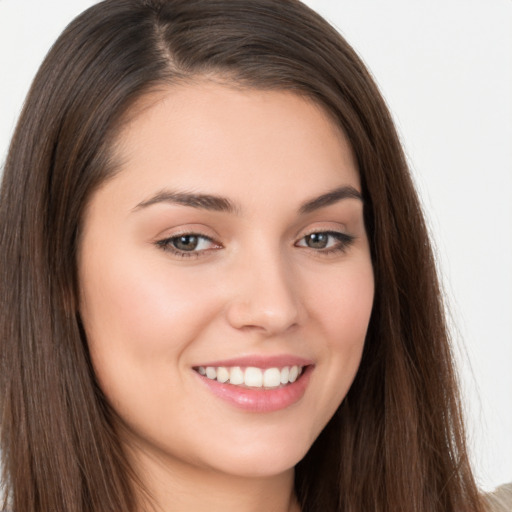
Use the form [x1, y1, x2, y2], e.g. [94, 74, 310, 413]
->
[263, 368, 281, 388]
[197, 364, 305, 388]
[244, 367, 263, 387]
[205, 367, 217, 380]
[216, 366, 229, 383]
[229, 366, 244, 385]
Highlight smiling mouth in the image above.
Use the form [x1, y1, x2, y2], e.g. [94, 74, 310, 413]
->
[194, 365, 305, 389]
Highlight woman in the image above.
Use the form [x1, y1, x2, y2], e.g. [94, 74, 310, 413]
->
[0, 1, 507, 511]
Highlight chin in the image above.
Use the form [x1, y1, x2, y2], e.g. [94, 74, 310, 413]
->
[197, 425, 316, 479]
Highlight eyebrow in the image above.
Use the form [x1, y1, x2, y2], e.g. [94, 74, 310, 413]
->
[133, 185, 362, 215]
[298, 185, 363, 214]
[133, 190, 238, 214]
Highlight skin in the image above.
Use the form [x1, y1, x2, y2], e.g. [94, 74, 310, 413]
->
[78, 81, 374, 512]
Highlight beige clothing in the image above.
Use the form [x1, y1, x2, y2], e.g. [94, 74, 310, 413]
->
[484, 483, 512, 511]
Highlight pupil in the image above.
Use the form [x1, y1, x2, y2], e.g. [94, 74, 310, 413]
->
[174, 235, 198, 251]
[307, 233, 328, 249]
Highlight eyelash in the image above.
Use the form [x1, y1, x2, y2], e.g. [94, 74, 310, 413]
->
[155, 230, 355, 259]
[297, 231, 355, 255]
[155, 233, 218, 259]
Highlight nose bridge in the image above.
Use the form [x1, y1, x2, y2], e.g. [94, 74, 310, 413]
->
[226, 239, 301, 334]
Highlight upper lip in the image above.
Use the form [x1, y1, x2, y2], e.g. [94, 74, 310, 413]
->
[193, 354, 314, 369]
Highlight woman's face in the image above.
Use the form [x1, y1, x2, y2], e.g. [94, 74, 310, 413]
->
[78, 82, 374, 479]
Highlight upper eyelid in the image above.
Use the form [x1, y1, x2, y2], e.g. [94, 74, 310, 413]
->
[157, 228, 347, 239]
[299, 227, 348, 237]
[154, 228, 218, 243]
[293, 219, 350, 237]
[166, 232, 214, 240]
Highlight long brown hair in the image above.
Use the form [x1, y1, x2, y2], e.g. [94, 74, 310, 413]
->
[0, 1, 484, 510]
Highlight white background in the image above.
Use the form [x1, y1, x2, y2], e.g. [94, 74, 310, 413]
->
[1, 0, 511, 492]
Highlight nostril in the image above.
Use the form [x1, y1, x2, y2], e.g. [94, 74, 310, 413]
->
[225, 294, 301, 334]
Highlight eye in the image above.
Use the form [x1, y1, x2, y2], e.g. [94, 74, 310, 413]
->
[295, 231, 355, 253]
[156, 233, 220, 257]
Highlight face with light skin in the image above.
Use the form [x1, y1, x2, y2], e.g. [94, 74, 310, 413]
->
[78, 81, 374, 509]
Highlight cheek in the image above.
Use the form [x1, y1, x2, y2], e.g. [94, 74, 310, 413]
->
[311, 261, 374, 346]
[78, 248, 224, 404]
[78, 252, 222, 431]
[82, 252, 203, 348]
[304, 260, 374, 420]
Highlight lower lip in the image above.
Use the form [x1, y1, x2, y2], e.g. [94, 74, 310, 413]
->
[195, 366, 313, 413]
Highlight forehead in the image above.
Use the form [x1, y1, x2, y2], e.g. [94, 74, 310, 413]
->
[105, 81, 360, 211]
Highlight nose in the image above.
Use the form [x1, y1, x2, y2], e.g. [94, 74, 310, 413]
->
[225, 247, 302, 336]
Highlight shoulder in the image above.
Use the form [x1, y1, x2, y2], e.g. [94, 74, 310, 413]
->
[483, 483, 512, 512]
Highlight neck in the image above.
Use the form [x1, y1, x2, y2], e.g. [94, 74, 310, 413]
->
[127, 441, 300, 512]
